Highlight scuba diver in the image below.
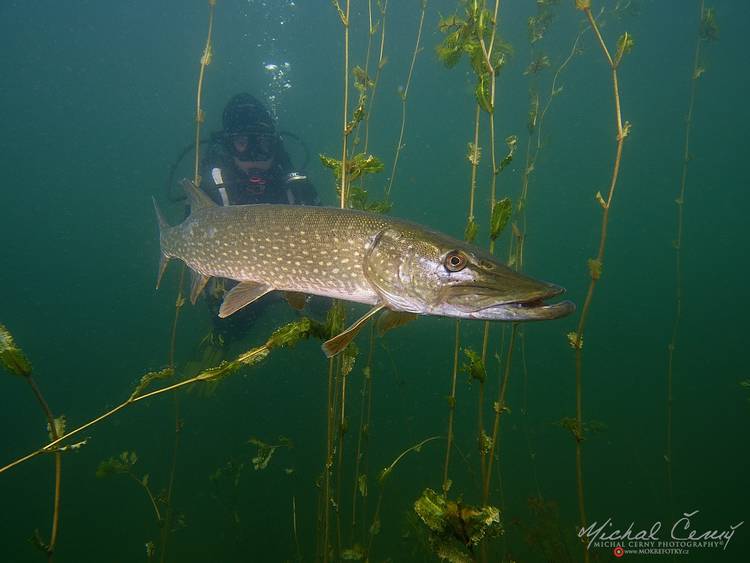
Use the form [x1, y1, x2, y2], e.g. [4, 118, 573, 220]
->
[197, 93, 320, 354]
[200, 92, 319, 206]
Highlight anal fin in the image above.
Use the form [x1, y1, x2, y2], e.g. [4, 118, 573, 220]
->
[218, 281, 273, 318]
[322, 305, 384, 358]
[189, 270, 211, 304]
[156, 254, 170, 290]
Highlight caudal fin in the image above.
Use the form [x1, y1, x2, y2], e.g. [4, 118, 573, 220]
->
[152, 197, 171, 289]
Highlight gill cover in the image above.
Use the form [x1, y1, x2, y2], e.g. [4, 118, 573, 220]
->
[363, 228, 440, 313]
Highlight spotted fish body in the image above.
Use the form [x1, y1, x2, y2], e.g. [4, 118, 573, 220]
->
[154, 180, 574, 355]
[161, 203, 390, 305]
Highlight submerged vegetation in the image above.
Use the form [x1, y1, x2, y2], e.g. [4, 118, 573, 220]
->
[1, 1, 737, 562]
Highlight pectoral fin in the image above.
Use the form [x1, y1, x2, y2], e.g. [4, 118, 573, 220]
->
[218, 281, 273, 318]
[322, 305, 385, 358]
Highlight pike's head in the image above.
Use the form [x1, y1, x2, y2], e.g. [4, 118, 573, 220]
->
[363, 227, 575, 321]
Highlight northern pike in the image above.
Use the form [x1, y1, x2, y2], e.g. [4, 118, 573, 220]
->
[154, 180, 575, 356]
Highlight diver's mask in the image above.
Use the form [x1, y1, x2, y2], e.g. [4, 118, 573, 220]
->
[228, 131, 278, 162]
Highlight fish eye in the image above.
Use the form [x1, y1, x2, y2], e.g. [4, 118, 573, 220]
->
[444, 250, 467, 272]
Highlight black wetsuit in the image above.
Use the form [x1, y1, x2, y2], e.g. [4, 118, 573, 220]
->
[199, 137, 318, 207]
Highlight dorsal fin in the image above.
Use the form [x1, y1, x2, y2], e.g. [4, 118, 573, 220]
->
[180, 178, 217, 211]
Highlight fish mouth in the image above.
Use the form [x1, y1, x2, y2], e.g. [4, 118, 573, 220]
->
[477, 284, 576, 321]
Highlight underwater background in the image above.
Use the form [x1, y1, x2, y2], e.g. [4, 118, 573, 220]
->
[1, 0, 748, 562]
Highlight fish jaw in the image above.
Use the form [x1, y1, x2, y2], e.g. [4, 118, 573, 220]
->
[430, 284, 576, 321]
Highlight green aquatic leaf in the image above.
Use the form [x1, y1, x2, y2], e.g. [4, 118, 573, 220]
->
[353, 65, 374, 92]
[475, 73, 492, 113]
[30, 529, 50, 553]
[490, 197, 512, 241]
[267, 318, 312, 350]
[567, 331, 583, 350]
[247, 436, 292, 471]
[436, 34, 464, 68]
[528, 92, 540, 133]
[47, 415, 66, 440]
[461, 347, 486, 383]
[466, 142, 481, 165]
[248, 438, 277, 470]
[195, 319, 312, 385]
[496, 135, 518, 175]
[349, 153, 384, 181]
[436, 14, 468, 69]
[414, 488, 448, 533]
[0, 323, 32, 377]
[341, 341, 358, 377]
[479, 431, 492, 455]
[414, 487, 502, 559]
[347, 186, 392, 214]
[97, 451, 138, 478]
[464, 218, 478, 243]
[145, 541, 155, 559]
[341, 544, 366, 560]
[700, 7, 719, 41]
[369, 517, 381, 536]
[345, 92, 368, 135]
[319, 154, 342, 179]
[524, 54, 551, 75]
[129, 367, 174, 401]
[528, 9, 556, 44]
[55, 438, 88, 453]
[557, 417, 605, 441]
[614, 32, 635, 66]
[587, 258, 602, 280]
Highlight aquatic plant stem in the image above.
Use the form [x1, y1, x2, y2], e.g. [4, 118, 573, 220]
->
[335, 353, 346, 555]
[128, 472, 162, 522]
[350, 324, 375, 539]
[476, 0, 502, 502]
[442, 320, 461, 492]
[322, 356, 335, 563]
[326, 4, 352, 559]
[666, 0, 706, 504]
[0, 323, 308, 475]
[336, 0, 351, 209]
[158, 395, 182, 563]
[536, 30, 584, 155]
[570, 5, 628, 561]
[292, 495, 301, 561]
[360, 0, 388, 164]
[192, 0, 216, 184]
[483, 324, 516, 502]
[367, 436, 442, 558]
[160, 0, 215, 544]
[158, 264, 186, 563]
[384, 0, 426, 202]
[26, 374, 61, 562]
[467, 104, 481, 225]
